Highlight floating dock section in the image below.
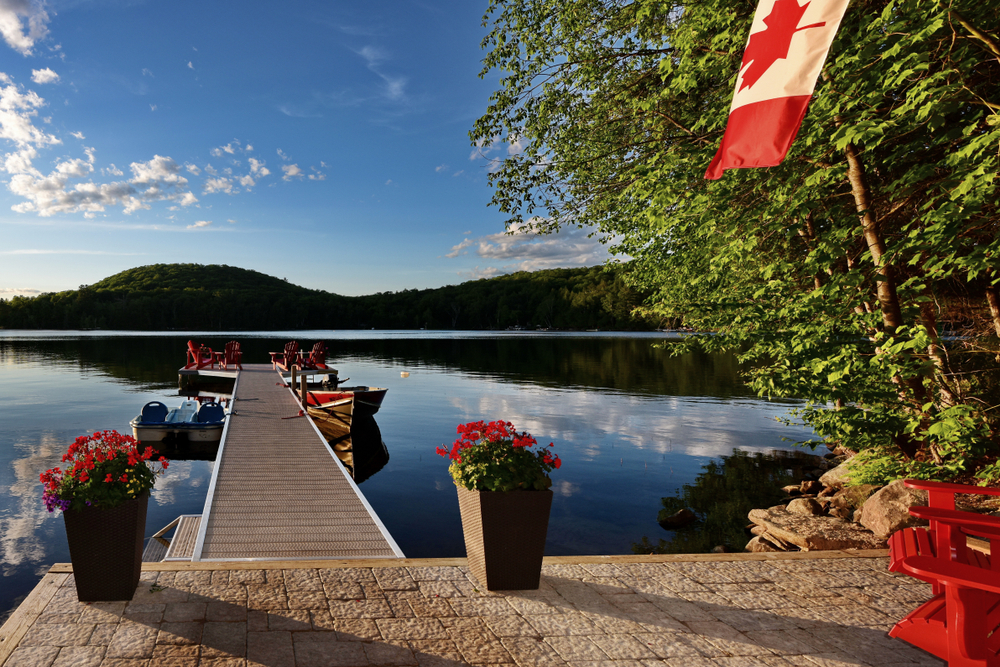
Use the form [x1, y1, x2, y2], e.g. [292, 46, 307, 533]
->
[185, 363, 402, 561]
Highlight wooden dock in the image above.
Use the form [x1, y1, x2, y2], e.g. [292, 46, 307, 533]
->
[185, 363, 402, 561]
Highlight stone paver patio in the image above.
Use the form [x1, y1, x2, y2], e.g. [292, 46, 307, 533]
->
[0, 552, 943, 667]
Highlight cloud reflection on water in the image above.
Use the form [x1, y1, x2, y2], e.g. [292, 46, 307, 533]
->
[1, 432, 65, 569]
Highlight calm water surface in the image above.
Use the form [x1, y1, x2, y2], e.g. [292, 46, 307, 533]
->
[0, 330, 812, 622]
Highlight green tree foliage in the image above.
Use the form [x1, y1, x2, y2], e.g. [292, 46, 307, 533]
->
[0, 263, 657, 331]
[473, 0, 1000, 483]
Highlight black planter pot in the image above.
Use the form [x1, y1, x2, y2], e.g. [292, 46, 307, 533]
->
[62, 493, 148, 601]
[456, 486, 552, 591]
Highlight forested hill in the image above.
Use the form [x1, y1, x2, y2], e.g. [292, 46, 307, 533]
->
[0, 263, 659, 331]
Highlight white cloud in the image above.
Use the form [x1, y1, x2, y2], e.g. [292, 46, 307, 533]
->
[447, 221, 621, 275]
[248, 157, 269, 177]
[0, 76, 315, 219]
[142, 68, 153, 77]
[30, 67, 58, 84]
[7, 153, 198, 217]
[0, 287, 40, 296]
[187, 220, 211, 229]
[203, 176, 233, 194]
[444, 237, 474, 258]
[187, 61, 194, 69]
[453, 170, 464, 177]
[149, 104, 156, 111]
[507, 135, 526, 155]
[356, 45, 407, 101]
[277, 148, 289, 161]
[435, 164, 447, 172]
[0, 0, 49, 56]
[0, 76, 61, 147]
[227, 218, 236, 224]
[211, 140, 242, 157]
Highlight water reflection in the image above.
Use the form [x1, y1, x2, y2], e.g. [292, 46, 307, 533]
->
[632, 449, 825, 554]
[1, 432, 65, 570]
[321, 415, 390, 485]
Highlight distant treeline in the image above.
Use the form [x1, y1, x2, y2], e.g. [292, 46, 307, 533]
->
[0, 263, 662, 331]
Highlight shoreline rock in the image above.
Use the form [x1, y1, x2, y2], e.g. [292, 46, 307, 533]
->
[744, 451, 928, 553]
[748, 506, 887, 550]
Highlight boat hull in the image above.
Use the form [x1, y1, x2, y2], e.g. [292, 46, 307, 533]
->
[130, 400, 226, 444]
[307, 387, 387, 416]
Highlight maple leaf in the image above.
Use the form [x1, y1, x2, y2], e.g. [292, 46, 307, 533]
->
[738, 0, 827, 92]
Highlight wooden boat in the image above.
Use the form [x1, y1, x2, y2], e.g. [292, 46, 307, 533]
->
[306, 397, 354, 442]
[306, 386, 388, 416]
[130, 400, 226, 443]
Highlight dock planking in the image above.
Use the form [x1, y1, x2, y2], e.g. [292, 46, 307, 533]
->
[190, 363, 402, 561]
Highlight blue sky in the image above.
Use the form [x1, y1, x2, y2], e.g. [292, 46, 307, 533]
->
[0, 0, 616, 298]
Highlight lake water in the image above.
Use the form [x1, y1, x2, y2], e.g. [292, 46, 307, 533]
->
[0, 330, 813, 622]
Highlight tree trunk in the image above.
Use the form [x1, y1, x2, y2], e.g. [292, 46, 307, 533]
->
[842, 140, 923, 459]
[842, 141, 904, 331]
[919, 296, 957, 406]
[986, 284, 1000, 338]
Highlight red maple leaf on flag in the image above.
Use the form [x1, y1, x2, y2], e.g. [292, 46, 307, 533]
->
[739, 0, 827, 92]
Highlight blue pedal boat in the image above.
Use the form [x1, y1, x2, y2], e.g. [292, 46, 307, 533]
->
[130, 400, 227, 443]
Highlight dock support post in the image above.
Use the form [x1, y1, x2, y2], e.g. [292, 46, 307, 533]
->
[300, 372, 308, 407]
[179, 373, 196, 391]
[291, 365, 297, 392]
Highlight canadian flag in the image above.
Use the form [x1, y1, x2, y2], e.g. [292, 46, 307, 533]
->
[705, 0, 851, 180]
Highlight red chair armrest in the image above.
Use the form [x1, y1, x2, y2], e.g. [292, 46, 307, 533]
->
[910, 506, 1000, 533]
[903, 556, 1000, 594]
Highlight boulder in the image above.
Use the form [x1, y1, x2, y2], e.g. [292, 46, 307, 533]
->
[786, 497, 824, 516]
[658, 508, 698, 530]
[781, 485, 802, 496]
[860, 480, 928, 540]
[819, 460, 854, 489]
[800, 480, 824, 495]
[748, 507, 886, 550]
[827, 484, 880, 520]
[745, 535, 782, 552]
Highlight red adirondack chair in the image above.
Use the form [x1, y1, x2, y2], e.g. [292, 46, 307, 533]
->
[271, 341, 300, 371]
[299, 341, 330, 371]
[185, 340, 216, 370]
[216, 340, 242, 370]
[889, 480, 1000, 592]
[889, 479, 1000, 665]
